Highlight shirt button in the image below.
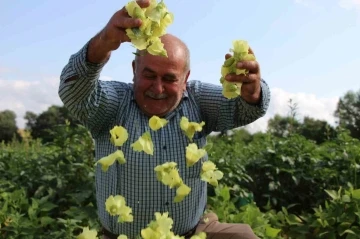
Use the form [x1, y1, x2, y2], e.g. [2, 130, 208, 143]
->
[165, 202, 169, 206]
[163, 145, 167, 150]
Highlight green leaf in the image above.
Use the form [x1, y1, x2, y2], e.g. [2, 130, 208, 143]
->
[325, 189, 339, 200]
[351, 189, 360, 200]
[203, 142, 213, 152]
[41, 175, 56, 181]
[265, 226, 281, 238]
[342, 229, 356, 235]
[219, 186, 230, 201]
[286, 214, 303, 225]
[338, 222, 352, 236]
[342, 195, 351, 203]
[28, 207, 37, 221]
[355, 212, 360, 221]
[40, 202, 57, 212]
[40, 216, 55, 226]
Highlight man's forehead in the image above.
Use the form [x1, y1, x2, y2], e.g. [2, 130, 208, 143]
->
[137, 53, 185, 70]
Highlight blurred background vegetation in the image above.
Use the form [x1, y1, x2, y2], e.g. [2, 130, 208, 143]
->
[1, 89, 360, 238]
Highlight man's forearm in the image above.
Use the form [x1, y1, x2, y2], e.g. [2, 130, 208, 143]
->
[87, 32, 112, 64]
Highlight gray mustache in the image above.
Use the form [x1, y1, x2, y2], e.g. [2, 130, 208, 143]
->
[145, 91, 168, 99]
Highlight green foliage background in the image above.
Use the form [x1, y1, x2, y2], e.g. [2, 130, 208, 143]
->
[1, 92, 360, 238]
[2, 123, 360, 238]
[0, 122, 99, 239]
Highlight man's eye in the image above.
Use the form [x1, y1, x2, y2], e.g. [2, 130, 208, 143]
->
[164, 78, 176, 82]
[144, 75, 156, 79]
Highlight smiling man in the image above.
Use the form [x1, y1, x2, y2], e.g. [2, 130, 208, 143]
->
[58, 1, 270, 239]
[132, 35, 190, 117]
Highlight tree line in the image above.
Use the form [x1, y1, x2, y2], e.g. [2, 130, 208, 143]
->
[0, 89, 359, 143]
[0, 105, 80, 143]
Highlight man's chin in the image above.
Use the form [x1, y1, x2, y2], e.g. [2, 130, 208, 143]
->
[142, 107, 169, 117]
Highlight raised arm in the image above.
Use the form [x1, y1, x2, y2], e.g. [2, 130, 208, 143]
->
[189, 47, 270, 134]
[58, 0, 150, 136]
[189, 80, 270, 134]
[87, 0, 150, 64]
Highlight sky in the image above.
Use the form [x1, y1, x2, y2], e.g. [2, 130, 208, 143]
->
[0, 0, 359, 133]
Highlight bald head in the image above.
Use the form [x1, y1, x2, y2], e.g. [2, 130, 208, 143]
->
[134, 34, 190, 73]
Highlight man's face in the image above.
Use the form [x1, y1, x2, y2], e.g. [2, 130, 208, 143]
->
[132, 48, 190, 117]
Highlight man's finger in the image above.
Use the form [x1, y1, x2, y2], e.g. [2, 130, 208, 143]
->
[240, 73, 259, 83]
[225, 53, 232, 60]
[225, 73, 259, 83]
[236, 60, 259, 74]
[114, 17, 142, 29]
[137, 0, 151, 8]
[124, 0, 150, 12]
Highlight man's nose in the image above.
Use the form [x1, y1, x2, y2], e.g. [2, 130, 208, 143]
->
[151, 78, 164, 94]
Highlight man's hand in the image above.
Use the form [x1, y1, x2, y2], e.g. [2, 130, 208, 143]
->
[87, 0, 150, 63]
[224, 48, 261, 104]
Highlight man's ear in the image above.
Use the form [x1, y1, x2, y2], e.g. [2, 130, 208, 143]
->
[183, 70, 190, 90]
[132, 60, 136, 75]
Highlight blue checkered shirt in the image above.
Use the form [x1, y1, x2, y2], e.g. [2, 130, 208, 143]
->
[58, 41, 270, 238]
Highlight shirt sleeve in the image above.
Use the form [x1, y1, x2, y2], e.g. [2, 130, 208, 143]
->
[188, 79, 271, 134]
[58, 41, 128, 137]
